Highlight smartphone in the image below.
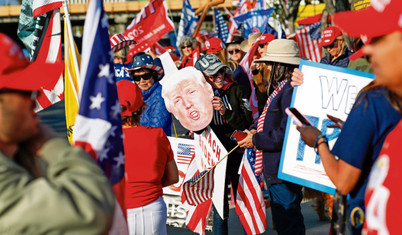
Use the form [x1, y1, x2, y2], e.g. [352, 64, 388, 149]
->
[230, 130, 247, 142]
[285, 107, 312, 127]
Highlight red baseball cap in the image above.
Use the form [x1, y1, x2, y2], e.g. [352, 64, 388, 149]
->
[0, 33, 63, 91]
[116, 80, 143, 116]
[333, 0, 402, 42]
[255, 34, 276, 45]
[202, 37, 225, 53]
[319, 26, 343, 47]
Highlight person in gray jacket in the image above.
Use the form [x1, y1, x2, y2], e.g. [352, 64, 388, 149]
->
[0, 33, 115, 234]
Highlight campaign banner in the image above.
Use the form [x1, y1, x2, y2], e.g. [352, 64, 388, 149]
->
[278, 60, 375, 195]
[124, 0, 174, 61]
[233, 8, 274, 38]
[164, 137, 194, 196]
[113, 63, 132, 82]
[194, 126, 228, 220]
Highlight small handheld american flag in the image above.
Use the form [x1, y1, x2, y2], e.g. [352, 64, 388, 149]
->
[182, 168, 215, 206]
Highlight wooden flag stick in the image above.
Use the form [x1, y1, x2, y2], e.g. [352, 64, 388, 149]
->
[191, 144, 240, 187]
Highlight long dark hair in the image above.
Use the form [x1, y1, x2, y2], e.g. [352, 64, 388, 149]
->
[267, 62, 297, 90]
[121, 104, 146, 127]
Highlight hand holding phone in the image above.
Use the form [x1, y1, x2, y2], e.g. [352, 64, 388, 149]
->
[285, 107, 312, 127]
[230, 130, 247, 142]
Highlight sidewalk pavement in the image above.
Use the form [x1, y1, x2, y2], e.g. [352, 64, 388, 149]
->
[167, 200, 332, 234]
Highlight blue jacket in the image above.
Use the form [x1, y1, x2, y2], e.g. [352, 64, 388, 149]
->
[250, 81, 293, 184]
[320, 47, 353, 68]
[140, 81, 172, 136]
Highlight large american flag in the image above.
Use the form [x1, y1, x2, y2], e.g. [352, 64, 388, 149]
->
[295, 22, 323, 62]
[73, 0, 127, 232]
[236, 148, 267, 235]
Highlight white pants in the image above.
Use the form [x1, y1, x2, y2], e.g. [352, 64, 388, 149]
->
[127, 197, 167, 235]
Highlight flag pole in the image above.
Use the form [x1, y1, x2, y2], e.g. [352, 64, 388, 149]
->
[63, 0, 81, 97]
[191, 144, 239, 187]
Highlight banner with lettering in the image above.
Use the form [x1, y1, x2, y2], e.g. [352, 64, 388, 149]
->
[194, 126, 228, 220]
[279, 60, 374, 195]
[124, 0, 174, 62]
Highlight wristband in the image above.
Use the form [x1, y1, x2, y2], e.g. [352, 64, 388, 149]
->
[314, 135, 328, 154]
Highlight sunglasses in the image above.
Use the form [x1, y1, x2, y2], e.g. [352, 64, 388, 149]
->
[228, 49, 241, 55]
[258, 43, 268, 49]
[181, 44, 192, 49]
[0, 89, 37, 101]
[324, 39, 339, 49]
[132, 73, 153, 82]
[204, 68, 226, 80]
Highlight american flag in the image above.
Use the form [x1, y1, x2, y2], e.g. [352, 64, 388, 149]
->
[73, 0, 127, 232]
[182, 168, 215, 206]
[177, 143, 193, 165]
[181, 156, 213, 234]
[225, 0, 251, 43]
[235, 148, 267, 235]
[176, 0, 198, 49]
[295, 22, 322, 62]
[214, 9, 229, 43]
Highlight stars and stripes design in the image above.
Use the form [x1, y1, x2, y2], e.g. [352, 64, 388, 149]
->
[214, 9, 229, 43]
[177, 143, 194, 165]
[109, 33, 136, 53]
[236, 148, 267, 235]
[181, 155, 213, 235]
[295, 22, 322, 62]
[255, 79, 289, 175]
[182, 167, 215, 206]
[72, 0, 127, 232]
[176, 0, 198, 49]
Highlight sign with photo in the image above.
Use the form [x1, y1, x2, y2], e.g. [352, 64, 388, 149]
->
[278, 60, 375, 195]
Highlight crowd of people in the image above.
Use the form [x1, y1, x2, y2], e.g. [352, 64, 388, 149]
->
[1, 0, 401, 234]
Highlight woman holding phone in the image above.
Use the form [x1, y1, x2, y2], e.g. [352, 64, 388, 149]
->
[238, 39, 305, 235]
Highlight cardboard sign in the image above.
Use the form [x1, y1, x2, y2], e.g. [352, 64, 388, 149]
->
[164, 137, 194, 196]
[279, 60, 375, 195]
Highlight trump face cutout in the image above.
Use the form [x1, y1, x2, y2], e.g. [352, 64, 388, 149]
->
[162, 67, 214, 132]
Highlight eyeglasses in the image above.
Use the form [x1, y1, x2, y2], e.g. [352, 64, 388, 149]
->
[228, 49, 241, 55]
[0, 89, 38, 101]
[324, 39, 339, 49]
[181, 44, 192, 49]
[258, 43, 268, 49]
[132, 72, 153, 82]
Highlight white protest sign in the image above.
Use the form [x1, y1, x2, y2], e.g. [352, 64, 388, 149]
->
[194, 126, 228, 220]
[279, 60, 375, 195]
[164, 137, 194, 196]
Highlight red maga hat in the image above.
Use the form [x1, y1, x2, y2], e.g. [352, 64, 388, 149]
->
[117, 80, 143, 116]
[255, 34, 276, 45]
[333, 0, 402, 42]
[202, 37, 225, 53]
[0, 33, 63, 91]
[319, 26, 343, 47]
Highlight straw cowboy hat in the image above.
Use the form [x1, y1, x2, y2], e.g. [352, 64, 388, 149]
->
[254, 39, 301, 65]
[240, 32, 262, 52]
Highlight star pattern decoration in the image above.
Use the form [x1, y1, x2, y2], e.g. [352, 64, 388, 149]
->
[110, 100, 121, 120]
[98, 64, 110, 77]
[114, 151, 125, 168]
[99, 148, 109, 162]
[110, 126, 118, 137]
[101, 14, 108, 28]
[89, 92, 105, 110]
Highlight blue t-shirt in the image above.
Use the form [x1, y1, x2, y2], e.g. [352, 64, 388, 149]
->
[331, 87, 401, 209]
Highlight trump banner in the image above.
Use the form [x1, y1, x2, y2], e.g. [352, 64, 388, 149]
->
[279, 60, 374, 195]
[124, 0, 174, 61]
